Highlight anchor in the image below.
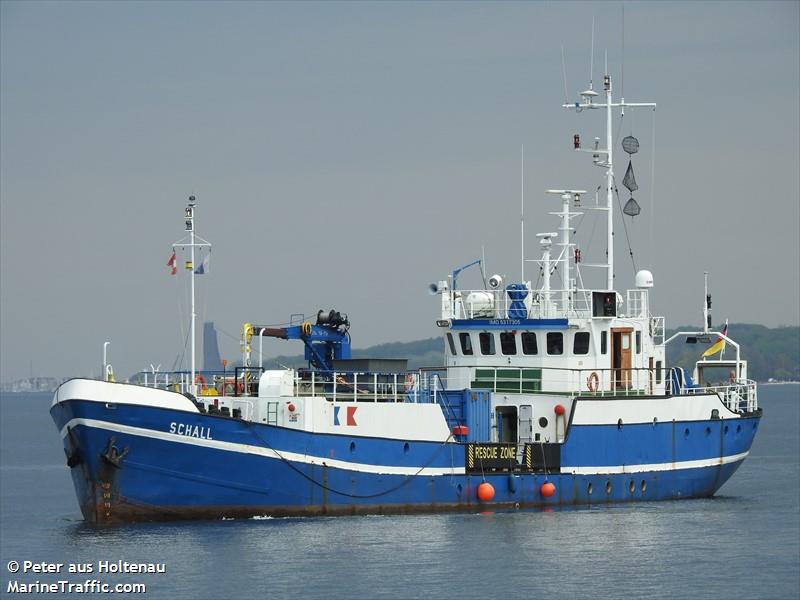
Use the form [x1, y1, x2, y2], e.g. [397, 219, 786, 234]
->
[101, 436, 129, 468]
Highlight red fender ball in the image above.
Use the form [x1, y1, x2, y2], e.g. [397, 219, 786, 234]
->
[554, 404, 566, 416]
[540, 482, 556, 498]
[477, 482, 495, 502]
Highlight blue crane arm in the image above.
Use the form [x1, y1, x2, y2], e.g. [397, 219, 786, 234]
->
[452, 258, 482, 290]
[251, 323, 351, 371]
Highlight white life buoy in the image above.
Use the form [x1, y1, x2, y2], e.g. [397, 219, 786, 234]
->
[587, 372, 600, 393]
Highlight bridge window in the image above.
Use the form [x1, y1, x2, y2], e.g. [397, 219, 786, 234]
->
[574, 332, 590, 355]
[500, 332, 517, 355]
[656, 360, 663, 384]
[521, 332, 538, 355]
[601, 331, 608, 355]
[459, 332, 473, 355]
[446, 333, 457, 355]
[636, 331, 642, 354]
[479, 332, 495, 355]
[547, 332, 563, 355]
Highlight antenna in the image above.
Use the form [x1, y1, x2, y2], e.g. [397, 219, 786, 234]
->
[621, 5, 625, 102]
[649, 108, 657, 272]
[580, 20, 601, 105]
[561, 45, 569, 105]
[520, 145, 525, 281]
[481, 245, 487, 288]
[589, 16, 595, 91]
[703, 272, 711, 333]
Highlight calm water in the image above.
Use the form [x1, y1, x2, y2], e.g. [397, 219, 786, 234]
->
[1, 386, 798, 599]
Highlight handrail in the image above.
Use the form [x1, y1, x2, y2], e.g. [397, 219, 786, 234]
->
[293, 369, 421, 403]
[666, 378, 758, 413]
[130, 365, 757, 413]
[448, 287, 656, 321]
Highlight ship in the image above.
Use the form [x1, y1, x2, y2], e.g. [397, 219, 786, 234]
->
[50, 68, 761, 523]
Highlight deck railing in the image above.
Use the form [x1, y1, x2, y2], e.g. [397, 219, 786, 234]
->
[130, 365, 758, 414]
[451, 289, 595, 320]
[666, 378, 758, 413]
[293, 370, 420, 403]
[418, 366, 661, 397]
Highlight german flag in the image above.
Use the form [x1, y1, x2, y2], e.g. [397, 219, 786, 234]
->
[702, 323, 728, 358]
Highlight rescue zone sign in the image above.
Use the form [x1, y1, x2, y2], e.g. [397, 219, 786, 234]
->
[465, 443, 518, 471]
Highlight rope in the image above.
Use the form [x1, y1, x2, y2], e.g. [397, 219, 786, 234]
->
[247, 423, 456, 499]
[613, 179, 638, 274]
[539, 440, 549, 480]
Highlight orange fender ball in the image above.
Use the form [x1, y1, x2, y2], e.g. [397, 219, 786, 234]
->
[540, 482, 556, 497]
[477, 482, 495, 502]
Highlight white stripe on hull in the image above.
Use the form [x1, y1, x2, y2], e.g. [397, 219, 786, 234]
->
[562, 451, 748, 475]
[61, 418, 748, 478]
[61, 418, 464, 477]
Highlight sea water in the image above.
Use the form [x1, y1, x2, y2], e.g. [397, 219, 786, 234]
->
[1, 385, 798, 599]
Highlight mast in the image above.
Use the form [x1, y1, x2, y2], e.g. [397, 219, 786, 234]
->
[563, 69, 655, 292]
[174, 195, 211, 395]
[546, 190, 586, 313]
[604, 72, 614, 290]
[560, 194, 570, 311]
[189, 196, 196, 393]
[537, 233, 556, 316]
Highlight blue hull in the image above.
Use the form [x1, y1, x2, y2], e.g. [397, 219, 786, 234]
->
[51, 398, 761, 523]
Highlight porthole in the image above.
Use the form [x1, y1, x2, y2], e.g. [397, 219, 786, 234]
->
[605, 480, 612, 495]
[641, 480, 647, 493]
[587, 482, 593, 495]
[629, 480, 635, 494]
[349, 441, 356, 453]
[538, 417, 549, 428]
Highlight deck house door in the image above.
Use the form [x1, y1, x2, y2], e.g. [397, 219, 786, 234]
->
[518, 404, 533, 445]
[611, 328, 634, 390]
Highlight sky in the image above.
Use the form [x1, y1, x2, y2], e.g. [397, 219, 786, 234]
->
[1, 1, 798, 382]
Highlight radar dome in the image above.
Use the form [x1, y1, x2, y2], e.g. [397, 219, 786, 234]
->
[635, 270, 654, 288]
